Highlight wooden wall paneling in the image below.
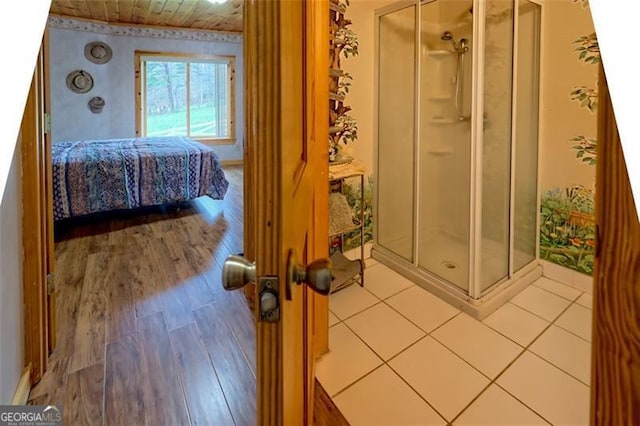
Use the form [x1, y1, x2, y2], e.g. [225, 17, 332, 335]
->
[591, 66, 640, 424]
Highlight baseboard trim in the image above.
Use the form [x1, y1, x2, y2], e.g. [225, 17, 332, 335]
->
[11, 364, 32, 405]
[220, 160, 244, 167]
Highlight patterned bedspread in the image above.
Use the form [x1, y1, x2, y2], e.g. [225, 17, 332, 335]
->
[52, 136, 229, 220]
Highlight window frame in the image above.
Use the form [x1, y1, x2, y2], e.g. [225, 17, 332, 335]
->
[135, 51, 236, 145]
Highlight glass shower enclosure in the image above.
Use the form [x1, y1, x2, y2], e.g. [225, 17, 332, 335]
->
[374, 0, 543, 318]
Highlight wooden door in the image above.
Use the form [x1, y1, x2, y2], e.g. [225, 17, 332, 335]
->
[591, 66, 640, 424]
[21, 32, 55, 383]
[244, 0, 329, 424]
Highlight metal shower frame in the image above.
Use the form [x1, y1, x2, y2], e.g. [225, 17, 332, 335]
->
[372, 0, 545, 315]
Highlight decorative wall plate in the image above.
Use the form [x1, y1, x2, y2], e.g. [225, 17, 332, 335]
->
[88, 96, 105, 113]
[84, 41, 112, 64]
[66, 70, 94, 93]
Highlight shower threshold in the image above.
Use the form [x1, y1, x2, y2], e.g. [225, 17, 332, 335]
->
[371, 244, 542, 320]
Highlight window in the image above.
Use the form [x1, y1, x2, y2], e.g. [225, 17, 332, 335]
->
[136, 52, 235, 143]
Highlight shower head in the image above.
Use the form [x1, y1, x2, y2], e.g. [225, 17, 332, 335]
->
[441, 31, 467, 52]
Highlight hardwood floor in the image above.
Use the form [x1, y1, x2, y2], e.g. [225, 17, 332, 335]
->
[29, 166, 347, 425]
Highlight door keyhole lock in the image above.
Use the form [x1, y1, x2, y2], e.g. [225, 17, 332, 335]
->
[286, 249, 332, 300]
[259, 277, 280, 322]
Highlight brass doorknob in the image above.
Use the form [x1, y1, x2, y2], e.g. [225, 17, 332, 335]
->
[222, 255, 256, 290]
[287, 249, 332, 299]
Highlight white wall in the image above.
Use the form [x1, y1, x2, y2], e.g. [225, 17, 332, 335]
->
[49, 26, 244, 161]
[0, 135, 24, 404]
[0, 0, 49, 201]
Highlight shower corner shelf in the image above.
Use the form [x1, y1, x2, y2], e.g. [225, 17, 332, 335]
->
[427, 49, 451, 57]
[427, 95, 453, 101]
[429, 117, 458, 124]
[328, 160, 366, 293]
[426, 145, 454, 155]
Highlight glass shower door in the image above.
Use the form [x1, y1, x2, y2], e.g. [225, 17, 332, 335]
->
[417, 0, 473, 292]
[377, 5, 416, 262]
[480, 0, 515, 292]
[513, 0, 541, 272]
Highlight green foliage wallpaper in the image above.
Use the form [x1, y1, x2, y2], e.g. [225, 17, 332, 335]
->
[540, 186, 595, 274]
[540, 0, 598, 276]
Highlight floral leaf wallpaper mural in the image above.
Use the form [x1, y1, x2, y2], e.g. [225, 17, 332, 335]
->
[572, 33, 599, 64]
[540, 0, 597, 276]
[570, 85, 598, 112]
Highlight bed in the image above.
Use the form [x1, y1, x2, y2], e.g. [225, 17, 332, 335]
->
[52, 136, 229, 220]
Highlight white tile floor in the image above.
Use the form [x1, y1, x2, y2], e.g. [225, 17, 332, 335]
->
[316, 262, 593, 425]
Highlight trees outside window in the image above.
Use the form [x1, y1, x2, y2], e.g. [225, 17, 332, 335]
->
[136, 52, 235, 142]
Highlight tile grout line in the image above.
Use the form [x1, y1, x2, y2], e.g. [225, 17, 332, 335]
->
[335, 326, 452, 424]
[531, 283, 583, 303]
[324, 277, 591, 425]
[450, 298, 589, 423]
[509, 295, 593, 344]
[331, 308, 472, 424]
[329, 290, 525, 421]
[329, 319, 449, 423]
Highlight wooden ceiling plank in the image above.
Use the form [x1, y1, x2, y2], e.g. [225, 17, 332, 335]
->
[180, 2, 218, 28]
[49, 0, 78, 17]
[131, 0, 151, 25]
[104, 0, 120, 22]
[193, 1, 239, 30]
[69, 0, 91, 17]
[49, 0, 243, 32]
[118, 0, 135, 22]
[168, 0, 199, 27]
[86, 0, 108, 22]
[158, 0, 181, 26]
[147, 0, 167, 26]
